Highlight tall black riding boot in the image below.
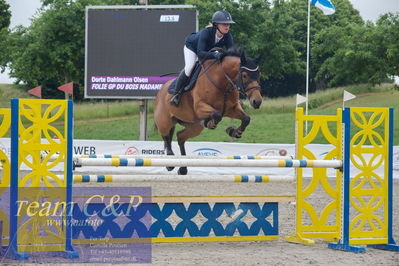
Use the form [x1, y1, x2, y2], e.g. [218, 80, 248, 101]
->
[170, 70, 189, 107]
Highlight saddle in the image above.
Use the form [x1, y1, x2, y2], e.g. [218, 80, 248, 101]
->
[168, 62, 202, 95]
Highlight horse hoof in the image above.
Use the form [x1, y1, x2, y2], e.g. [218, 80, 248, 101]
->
[226, 127, 235, 137]
[167, 166, 175, 171]
[235, 130, 243, 138]
[207, 120, 216, 129]
[178, 167, 187, 175]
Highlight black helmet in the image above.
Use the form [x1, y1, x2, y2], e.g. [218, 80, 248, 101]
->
[212, 10, 235, 24]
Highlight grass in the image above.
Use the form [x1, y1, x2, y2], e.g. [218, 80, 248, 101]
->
[1, 83, 398, 144]
[0, 84, 35, 107]
[73, 100, 143, 120]
[72, 83, 399, 144]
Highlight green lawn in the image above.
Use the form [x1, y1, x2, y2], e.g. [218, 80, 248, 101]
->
[74, 85, 399, 144]
[1, 83, 398, 144]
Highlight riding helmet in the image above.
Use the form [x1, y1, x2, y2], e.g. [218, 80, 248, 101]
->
[212, 10, 235, 24]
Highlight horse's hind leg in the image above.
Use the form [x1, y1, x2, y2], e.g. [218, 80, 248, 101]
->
[163, 126, 175, 171]
[176, 123, 204, 175]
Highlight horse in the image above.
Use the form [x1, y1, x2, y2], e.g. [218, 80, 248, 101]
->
[154, 47, 263, 175]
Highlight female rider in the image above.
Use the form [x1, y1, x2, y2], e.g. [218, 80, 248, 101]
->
[170, 10, 235, 106]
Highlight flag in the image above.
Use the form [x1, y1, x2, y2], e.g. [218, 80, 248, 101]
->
[296, 94, 307, 105]
[311, 0, 336, 15]
[27, 86, 42, 98]
[58, 82, 73, 94]
[58, 82, 74, 99]
[343, 90, 356, 102]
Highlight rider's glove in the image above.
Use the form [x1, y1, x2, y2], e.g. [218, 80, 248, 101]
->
[213, 51, 223, 61]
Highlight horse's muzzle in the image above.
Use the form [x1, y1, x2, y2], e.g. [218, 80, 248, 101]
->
[251, 99, 261, 109]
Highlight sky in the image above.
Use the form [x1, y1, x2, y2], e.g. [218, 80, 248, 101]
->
[1, 0, 399, 83]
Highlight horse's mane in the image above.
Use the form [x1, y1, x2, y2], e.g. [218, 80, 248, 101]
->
[211, 46, 242, 59]
[223, 46, 243, 58]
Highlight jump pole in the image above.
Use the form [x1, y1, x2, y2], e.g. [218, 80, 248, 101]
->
[42, 153, 294, 162]
[74, 158, 342, 168]
[59, 174, 295, 183]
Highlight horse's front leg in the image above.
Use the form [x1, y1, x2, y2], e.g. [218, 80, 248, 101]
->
[194, 101, 222, 129]
[226, 115, 250, 138]
[224, 103, 251, 138]
[202, 110, 222, 129]
[176, 123, 205, 175]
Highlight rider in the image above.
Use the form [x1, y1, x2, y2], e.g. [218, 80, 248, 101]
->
[170, 10, 235, 106]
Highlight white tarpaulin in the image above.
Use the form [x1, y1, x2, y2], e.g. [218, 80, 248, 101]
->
[0, 138, 398, 178]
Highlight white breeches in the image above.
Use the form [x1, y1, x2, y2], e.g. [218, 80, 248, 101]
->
[183, 46, 198, 76]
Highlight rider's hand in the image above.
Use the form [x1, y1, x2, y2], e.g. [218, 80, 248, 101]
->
[213, 51, 223, 61]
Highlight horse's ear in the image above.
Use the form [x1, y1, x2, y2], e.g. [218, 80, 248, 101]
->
[240, 47, 247, 65]
[254, 51, 264, 64]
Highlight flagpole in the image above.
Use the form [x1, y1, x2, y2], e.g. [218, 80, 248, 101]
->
[305, 0, 311, 133]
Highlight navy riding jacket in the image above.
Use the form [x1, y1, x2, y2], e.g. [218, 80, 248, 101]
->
[185, 26, 234, 61]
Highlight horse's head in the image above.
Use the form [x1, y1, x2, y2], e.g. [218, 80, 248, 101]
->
[238, 52, 263, 109]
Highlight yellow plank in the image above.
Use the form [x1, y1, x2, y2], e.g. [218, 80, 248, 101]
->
[148, 195, 295, 203]
[19, 244, 66, 252]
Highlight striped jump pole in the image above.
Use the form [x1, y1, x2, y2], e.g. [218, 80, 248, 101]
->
[76, 154, 293, 160]
[75, 158, 343, 168]
[43, 153, 294, 162]
[65, 174, 295, 183]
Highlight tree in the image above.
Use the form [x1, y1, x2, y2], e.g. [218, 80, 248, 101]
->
[5, 0, 85, 97]
[377, 13, 399, 78]
[271, 0, 364, 94]
[313, 12, 399, 86]
[0, 0, 10, 30]
[313, 24, 383, 86]
[0, 0, 11, 73]
[4, 0, 136, 98]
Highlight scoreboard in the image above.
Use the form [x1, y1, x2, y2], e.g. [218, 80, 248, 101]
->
[85, 5, 197, 99]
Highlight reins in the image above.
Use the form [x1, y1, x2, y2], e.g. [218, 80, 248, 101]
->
[196, 50, 261, 116]
[199, 56, 239, 116]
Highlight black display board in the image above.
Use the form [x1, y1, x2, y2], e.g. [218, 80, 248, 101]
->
[85, 6, 197, 99]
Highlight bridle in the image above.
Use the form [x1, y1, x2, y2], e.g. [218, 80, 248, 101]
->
[198, 57, 240, 116]
[198, 51, 261, 115]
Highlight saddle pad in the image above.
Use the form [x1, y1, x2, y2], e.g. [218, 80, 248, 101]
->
[168, 63, 202, 95]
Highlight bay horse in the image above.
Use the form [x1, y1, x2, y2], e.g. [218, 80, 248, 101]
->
[154, 47, 262, 175]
